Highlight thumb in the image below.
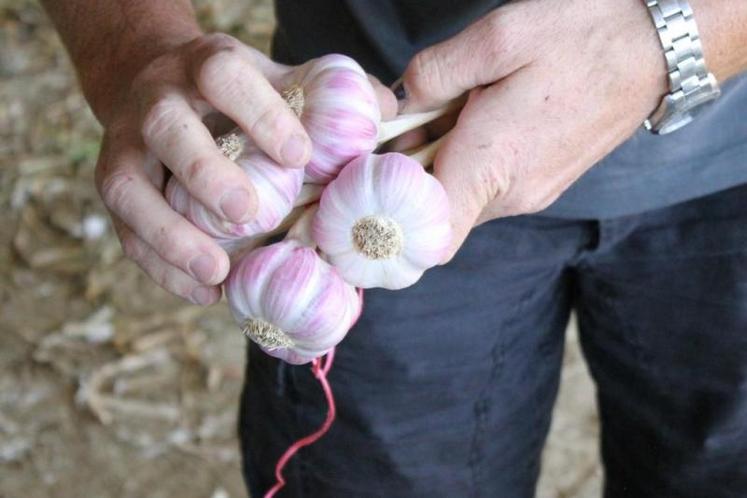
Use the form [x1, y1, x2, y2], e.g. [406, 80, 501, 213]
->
[396, 10, 529, 113]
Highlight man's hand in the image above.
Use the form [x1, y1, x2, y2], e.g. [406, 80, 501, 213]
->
[396, 0, 747, 261]
[95, 34, 318, 305]
[43, 1, 396, 305]
[42, 1, 316, 304]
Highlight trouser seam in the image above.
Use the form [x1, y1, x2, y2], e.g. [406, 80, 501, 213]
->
[467, 289, 533, 497]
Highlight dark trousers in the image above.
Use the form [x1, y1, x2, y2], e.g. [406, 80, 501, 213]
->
[239, 184, 747, 498]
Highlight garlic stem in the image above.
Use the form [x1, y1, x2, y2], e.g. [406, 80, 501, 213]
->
[377, 98, 463, 144]
[288, 141, 443, 215]
[232, 135, 444, 259]
[406, 135, 445, 169]
[267, 205, 306, 237]
[287, 204, 319, 247]
[227, 205, 307, 262]
[294, 183, 324, 207]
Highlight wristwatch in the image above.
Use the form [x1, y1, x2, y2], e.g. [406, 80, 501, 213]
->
[643, 0, 721, 135]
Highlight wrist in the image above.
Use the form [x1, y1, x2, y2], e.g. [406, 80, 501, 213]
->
[688, 0, 747, 82]
[42, 1, 204, 125]
[81, 26, 202, 125]
[613, 0, 671, 113]
[639, 0, 733, 134]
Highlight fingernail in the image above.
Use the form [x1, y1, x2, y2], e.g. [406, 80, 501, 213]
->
[191, 286, 217, 306]
[391, 78, 407, 100]
[220, 188, 253, 222]
[189, 254, 216, 283]
[390, 78, 408, 111]
[280, 133, 309, 166]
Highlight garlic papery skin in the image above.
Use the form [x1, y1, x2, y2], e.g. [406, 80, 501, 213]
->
[225, 239, 362, 364]
[312, 152, 452, 290]
[279, 54, 381, 184]
[165, 132, 303, 245]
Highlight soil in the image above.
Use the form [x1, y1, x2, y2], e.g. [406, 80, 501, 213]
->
[0, 1, 600, 496]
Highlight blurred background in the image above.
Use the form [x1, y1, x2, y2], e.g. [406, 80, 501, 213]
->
[0, 0, 601, 496]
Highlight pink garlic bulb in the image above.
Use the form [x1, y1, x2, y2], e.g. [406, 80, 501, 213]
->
[166, 131, 304, 246]
[279, 54, 381, 184]
[312, 152, 452, 290]
[225, 239, 361, 364]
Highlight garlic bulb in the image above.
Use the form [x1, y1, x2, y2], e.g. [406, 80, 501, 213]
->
[166, 131, 304, 246]
[279, 54, 381, 184]
[312, 152, 452, 290]
[225, 239, 362, 364]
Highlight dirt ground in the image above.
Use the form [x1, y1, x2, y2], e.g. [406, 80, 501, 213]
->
[0, 1, 601, 496]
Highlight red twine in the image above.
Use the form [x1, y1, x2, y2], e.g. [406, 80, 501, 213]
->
[264, 289, 364, 498]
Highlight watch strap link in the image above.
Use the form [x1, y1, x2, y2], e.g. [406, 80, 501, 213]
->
[643, 0, 720, 134]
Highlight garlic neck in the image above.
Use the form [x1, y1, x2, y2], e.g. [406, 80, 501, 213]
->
[243, 319, 294, 349]
[282, 85, 305, 118]
[286, 204, 318, 248]
[351, 215, 403, 259]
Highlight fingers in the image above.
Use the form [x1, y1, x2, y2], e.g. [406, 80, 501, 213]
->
[189, 35, 312, 168]
[96, 141, 231, 289]
[381, 127, 428, 153]
[113, 221, 221, 305]
[367, 74, 398, 121]
[140, 90, 257, 224]
[398, 7, 532, 113]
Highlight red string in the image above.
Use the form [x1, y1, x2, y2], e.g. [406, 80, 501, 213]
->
[264, 289, 365, 498]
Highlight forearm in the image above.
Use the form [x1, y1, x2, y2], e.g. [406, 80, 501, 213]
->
[41, 0, 202, 124]
[690, 0, 747, 82]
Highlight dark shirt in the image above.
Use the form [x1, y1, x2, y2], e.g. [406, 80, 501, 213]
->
[273, 0, 747, 219]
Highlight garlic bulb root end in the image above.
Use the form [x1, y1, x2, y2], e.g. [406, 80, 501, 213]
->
[216, 132, 244, 161]
[243, 319, 294, 349]
[282, 85, 305, 118]
[351, 216, 404, 259]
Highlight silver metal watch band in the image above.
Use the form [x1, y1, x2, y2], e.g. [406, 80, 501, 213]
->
[643, 0, 720, 134]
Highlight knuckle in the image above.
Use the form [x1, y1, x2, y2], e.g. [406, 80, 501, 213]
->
[514, 195, 551, 215]
[183, 156, 215, 185]
[471, 12, 516, 74]
[130, 61, 162, 93]
[120, 235, 142, 261]
[99, 172, 135, 213]
[200, 33, 238, 51]
[408, 49, 447, 99]
[478, 163, 511, 202]
[246, 104, 282, 141]
[159, 268, 202, 302]
[527, 188, 563, 214]
[502, 185, 560, 216]
[143, 257, 185, 296]
[151, 266, 175, 293]
[141, 98, 179, 140]
[198, 50, 250, 101]
[482, 10, 510, 48]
